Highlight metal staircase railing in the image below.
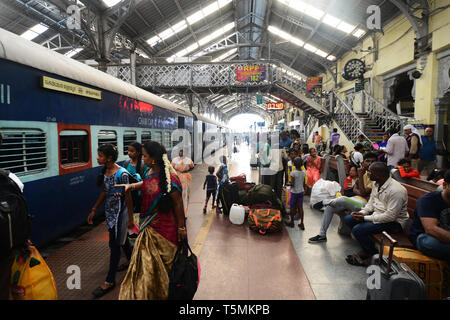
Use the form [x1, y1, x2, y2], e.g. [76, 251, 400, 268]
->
[332, 91, 371, 146]
[362, 90, 407, 133]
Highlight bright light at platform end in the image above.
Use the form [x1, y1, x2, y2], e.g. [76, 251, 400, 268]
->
[229, 113, 265, 132]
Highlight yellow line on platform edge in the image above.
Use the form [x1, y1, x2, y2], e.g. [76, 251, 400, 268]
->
[191, 209, 216, 257]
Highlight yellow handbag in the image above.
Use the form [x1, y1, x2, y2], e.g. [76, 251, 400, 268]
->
[10, 246, 58, 300]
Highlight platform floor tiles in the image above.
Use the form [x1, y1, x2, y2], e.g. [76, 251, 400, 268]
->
[44, 144, 368, 300]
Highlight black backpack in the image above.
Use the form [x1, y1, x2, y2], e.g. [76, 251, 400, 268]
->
[0, 170, 32, 258]
[168, 240, 199, 300]
[218, 181, 240, 215]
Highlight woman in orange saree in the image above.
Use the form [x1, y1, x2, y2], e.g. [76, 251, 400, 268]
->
[117, 141, 187, 300]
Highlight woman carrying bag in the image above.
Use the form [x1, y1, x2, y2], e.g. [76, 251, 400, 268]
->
[117, 141, 187, 300]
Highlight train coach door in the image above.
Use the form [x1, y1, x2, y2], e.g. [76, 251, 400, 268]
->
[193, 120, 203, 164]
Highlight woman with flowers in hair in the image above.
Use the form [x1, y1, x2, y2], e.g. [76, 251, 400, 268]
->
[116, 141, 187, 300]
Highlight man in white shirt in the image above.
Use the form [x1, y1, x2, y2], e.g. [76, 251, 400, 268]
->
[344, 162, 409, 266]
[380, 127, 409, 170]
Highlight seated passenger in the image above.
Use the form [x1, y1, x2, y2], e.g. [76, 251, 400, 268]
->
[350, 144, 364, 168]
[408, 170, 450, 263]
[396, 158, 421, 179]
[305, 148, 322, 189]
[343, 166, 358, 197]
[344, 162, 409, 266]
[308, 153, 378, 244]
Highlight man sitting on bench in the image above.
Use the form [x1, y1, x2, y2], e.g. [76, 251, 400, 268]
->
[308, 153, 377, 243]
[408, 170, 450, 263]
[344, 162, 409, 266]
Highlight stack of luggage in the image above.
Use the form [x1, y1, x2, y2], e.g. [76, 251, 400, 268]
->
[218, 175, 286, 235]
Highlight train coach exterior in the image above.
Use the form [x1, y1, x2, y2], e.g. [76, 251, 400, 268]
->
[0, 28, 208, 246]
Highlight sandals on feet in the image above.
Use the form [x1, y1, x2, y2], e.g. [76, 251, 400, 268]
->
[92, 282, 115, 298]
[345, 254, 370, 267]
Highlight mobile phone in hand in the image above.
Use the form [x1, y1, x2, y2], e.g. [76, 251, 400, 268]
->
[108, 185, 125, 196]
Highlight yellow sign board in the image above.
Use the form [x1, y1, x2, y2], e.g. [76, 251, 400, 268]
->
[41, 76, 102, 100]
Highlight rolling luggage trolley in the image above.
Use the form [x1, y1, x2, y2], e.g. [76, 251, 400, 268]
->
[366, 231, 426, 300]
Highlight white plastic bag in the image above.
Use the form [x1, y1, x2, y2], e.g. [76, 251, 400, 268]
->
[309, 179, 341, 206]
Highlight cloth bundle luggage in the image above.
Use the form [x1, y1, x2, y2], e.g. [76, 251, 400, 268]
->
[382, 246, 450, 300]
[248, 208, 282, 235]
[366, 232, 426, 300]
[241, 184, 286, 216]
[230, 174, 247, 189]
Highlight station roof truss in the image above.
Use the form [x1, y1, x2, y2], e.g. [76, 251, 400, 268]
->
[0, 0, 402, 118]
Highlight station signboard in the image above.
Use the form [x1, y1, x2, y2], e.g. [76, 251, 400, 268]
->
[236, 65, 266, 82]
[267, 102, 284, 110]
[307, 76, 322, 95]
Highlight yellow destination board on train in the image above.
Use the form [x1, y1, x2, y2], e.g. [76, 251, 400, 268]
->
[41, 76, 102, 100]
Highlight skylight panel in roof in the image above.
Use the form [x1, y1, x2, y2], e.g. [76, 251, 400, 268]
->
[291, 37, 305, 47]
[290, 1, 307, 13]
[103, 0, 121, 7]
[213, 48, 238, 62]
[175, 49, 188, 57]
[186, 43, 199, 53]
[322, 14, 341, 28]
[218, 0, 232, 8]
[352, 29, 366, 38]
[304, 43, 318, 53]
[187, 11, 204, 25]
[159, 28, 175, 41]
[303, 4, 325, 20]
[315, 49, 328, 58]
[65, 48, 83, 58]
[336, 21, 356, 34]
[20, 23, 48, 41]
[202, 2, 219, 16]
[147, 35, 160, 46]
[172, 20, 187, 33]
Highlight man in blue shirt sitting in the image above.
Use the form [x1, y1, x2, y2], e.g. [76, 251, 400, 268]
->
[408, 170, 450, 263]
[418, 127, 437, 176]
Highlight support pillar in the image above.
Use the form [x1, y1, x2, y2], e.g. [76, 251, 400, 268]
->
[434, 95, 449, 168]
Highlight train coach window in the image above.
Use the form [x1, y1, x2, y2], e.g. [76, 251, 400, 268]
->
[153, 131, 162, 144]
[142, 131, 152, 144]
[98, 130, 117, 147]
[163, 131, 171, 149]
[59, 130, 89, 165]
[123, 130, 137, 155]
[0, 129, 47, 176]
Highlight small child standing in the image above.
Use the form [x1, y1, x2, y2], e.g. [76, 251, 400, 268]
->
[286, 157, 306, 230]
[203, 166, 218, 214]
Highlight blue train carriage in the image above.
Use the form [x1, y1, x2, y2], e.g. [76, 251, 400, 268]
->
[0, 27, 198, 246]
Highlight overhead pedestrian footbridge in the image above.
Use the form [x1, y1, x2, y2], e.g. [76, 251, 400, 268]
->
[106, 59, 330, 120]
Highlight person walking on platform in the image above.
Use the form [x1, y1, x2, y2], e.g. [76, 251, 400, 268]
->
[380, 127, 409, 170]
[171, 149, 194, 217]
[87, 144, 134, 298]
[404, 124, 422, 171]
[117, 141, 187, 300]
[314, 131, 322, 151]
[203, 166, 217, 214]
[124, 141, 149, 213]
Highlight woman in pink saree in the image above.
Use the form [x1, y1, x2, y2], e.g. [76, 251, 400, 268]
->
[306, 148, 322, 188]
[117, 141, 187, 300]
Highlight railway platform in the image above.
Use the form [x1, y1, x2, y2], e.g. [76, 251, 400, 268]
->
[42, 144, 367, 300]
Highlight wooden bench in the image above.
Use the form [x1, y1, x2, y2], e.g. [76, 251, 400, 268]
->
[370, 182, 431, 249]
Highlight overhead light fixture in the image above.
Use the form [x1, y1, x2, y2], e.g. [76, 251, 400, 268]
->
[327, 55, 337, 61]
